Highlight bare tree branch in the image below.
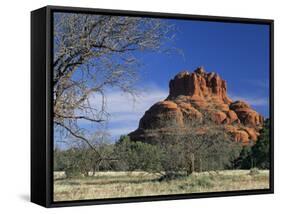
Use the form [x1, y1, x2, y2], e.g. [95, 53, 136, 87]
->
[55, 113, 105, 123]
[55, 121, 98, 152]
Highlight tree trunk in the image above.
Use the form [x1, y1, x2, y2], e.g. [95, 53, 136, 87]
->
[92, 164, 97, 176]
[190, 153, 195, 173]
[92, 159, 102, 176]
[199, 158, 202, 172]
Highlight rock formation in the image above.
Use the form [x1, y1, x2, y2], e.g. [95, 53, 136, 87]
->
[129, 67, 263, 144]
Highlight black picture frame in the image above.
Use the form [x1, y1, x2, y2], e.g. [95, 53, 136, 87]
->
[31, 5, 274, 208]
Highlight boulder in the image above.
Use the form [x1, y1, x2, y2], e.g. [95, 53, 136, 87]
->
[226, 110, 239, 124]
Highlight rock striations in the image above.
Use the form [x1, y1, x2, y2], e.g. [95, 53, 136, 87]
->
[129, 67, 263, 144]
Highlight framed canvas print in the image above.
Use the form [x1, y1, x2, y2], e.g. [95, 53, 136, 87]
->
[31, 5, 274, 207]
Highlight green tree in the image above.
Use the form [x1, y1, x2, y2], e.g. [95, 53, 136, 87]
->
[233, 119, 270, 169]
[54, 148, 68, 171]
[114, 136, 162, 173]
[252, 119, 270, 169]
[63, 148, 99, 178]
[232, 145, 252, 169]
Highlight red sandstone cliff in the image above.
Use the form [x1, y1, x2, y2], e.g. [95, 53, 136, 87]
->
[129, 67, 263, 144]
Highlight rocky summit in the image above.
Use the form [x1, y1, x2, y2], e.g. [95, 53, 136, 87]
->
[129, 67, 263, 144]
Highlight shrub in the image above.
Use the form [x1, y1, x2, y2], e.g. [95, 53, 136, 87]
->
[249, 168, 260, 176]
[114, 136, 163, 172]
[65, 166, 82, 178]
[54, 148, 100, 178]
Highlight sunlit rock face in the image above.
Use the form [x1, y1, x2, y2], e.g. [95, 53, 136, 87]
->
[129, 67, 263, 145]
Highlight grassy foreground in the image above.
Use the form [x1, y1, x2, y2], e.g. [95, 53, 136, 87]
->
[54, 170, 269, 201]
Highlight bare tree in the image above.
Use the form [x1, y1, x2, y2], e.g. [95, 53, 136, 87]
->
[53, 12, 173, 157]
[141, 111, 242, 177]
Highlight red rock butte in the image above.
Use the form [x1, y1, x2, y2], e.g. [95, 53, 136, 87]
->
[129, 67, 263, 144]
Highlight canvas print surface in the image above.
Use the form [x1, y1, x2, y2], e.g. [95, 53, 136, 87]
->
[53, 12, 271, 201]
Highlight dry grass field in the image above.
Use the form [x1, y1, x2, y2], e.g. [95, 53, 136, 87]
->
[53, 170, 269, 201]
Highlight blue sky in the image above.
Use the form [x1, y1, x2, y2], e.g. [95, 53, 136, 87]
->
[54, 16, 270, 145]
[136, 19, 270, 111]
